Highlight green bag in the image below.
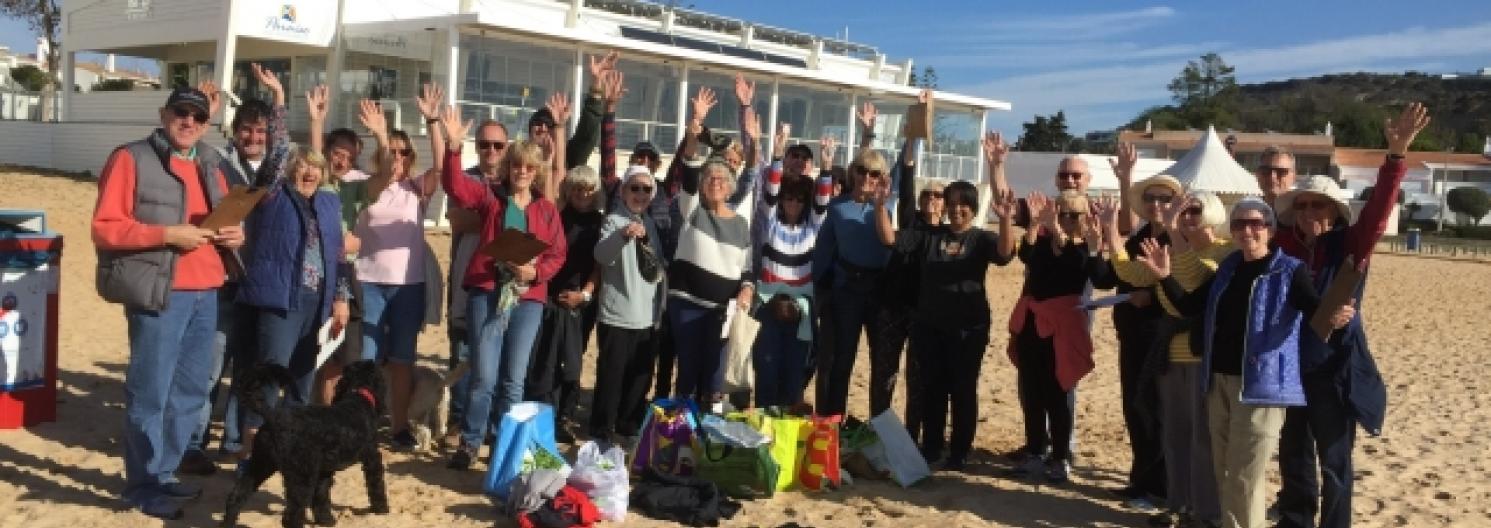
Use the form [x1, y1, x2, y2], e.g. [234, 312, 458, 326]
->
[697, 441, 778, 499]
[768, 415, 809, 492]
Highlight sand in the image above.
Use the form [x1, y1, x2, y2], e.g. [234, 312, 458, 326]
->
[1, 169, 1487, 527]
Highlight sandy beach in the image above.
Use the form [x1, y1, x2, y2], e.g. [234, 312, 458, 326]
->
[1, 169, 1487, 527]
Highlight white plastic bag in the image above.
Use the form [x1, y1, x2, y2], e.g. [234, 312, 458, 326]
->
[868, 410, 931, 487]
[720, 303, 759, 392]
[567, 441, 629, 521]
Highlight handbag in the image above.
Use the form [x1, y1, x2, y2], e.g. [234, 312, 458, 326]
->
[797, 414, 842, 491]
[631, 398, 700, 477]
[720, 306, 760, 393]
[697, 413, 778, 498]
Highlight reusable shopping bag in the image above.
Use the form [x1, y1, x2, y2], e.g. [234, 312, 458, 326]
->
[631, 398, 700, 477]
[720, 304, 759, 392]
[485, 402, 570, 498]
[766, 414, 809, 492]
[797, 414, 842, 490]
[865, 409, 931, 487]
[697, 413, 778, 498]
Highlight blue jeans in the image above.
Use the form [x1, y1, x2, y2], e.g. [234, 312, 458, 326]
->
[752, 313, 809, 408]
[243, 289, 324, 430]
[460, 291, 544, 448]
[122, 289, 218, 503]
[360, 282, 424, 364]
[669, 297, 726, 402]
[189, 284, 254, 456]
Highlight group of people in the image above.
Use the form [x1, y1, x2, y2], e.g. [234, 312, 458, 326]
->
[91, 49, 1414, 528]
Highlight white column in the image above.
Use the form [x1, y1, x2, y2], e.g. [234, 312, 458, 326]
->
[565, 0, 582, 28]
[766, 78, 779, 160]
[59, 51, 75, 122]
[675, 65, 690, 151]
[844, 92, 857, 156]
[974, 108, 991, 226]
[571, 47, 584, 134]
[428, 24, 464, 229]
[324, 0, 348, 128]
[212, 33, 239, 138]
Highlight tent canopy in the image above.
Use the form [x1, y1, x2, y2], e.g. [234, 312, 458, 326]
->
[1157, 126, 1262, 196]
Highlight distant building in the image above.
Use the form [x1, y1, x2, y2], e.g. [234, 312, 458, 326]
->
[0, 40, 160, 92]
[1118, 129, 1334, 175]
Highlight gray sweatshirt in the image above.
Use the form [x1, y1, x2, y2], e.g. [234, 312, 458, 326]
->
[594, 209, 665, 329]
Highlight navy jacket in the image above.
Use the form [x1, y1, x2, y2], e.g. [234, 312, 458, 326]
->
[238, 181, 344, 318]
[1199, 249, 1308, 407]
[1297, 227, 1388, 435]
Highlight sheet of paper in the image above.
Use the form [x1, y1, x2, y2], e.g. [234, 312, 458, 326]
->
[1079, 293, 1131, 310]
[1311, 256, 1363, 341]
[314, 317, 345, 371]
[199, 185, 268, 231]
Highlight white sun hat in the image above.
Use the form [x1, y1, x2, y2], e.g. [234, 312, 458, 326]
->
[1274, 175, 1353, 227]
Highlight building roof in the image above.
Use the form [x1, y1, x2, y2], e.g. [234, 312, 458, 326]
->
[1334, 147, 1491, 169]
[1120, 129, 1335, 155]
[74, 62, 159, 83]
[1155, 127, 1263, 195]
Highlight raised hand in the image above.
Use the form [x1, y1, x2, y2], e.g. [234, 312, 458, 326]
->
[1135, 238, 1171, 278]
[733, 73, 755, 105]
[820, 134, 837, 166]
[545, 92, 571, 127]
[416, 83, 445, 121]
[856, 101, 878, 131]
[305, 85, 330, 123]
[990, 188, 1018, 220]
[1094, 195, 1120, 229]
[196, 80, 222, 119]
[250, 63, 284, 106]
[982, 131, 1009, 165]
[588, 51, 619, 81]
[742, 111, 761, 142]
[1026, 191, 1050, 227]
[917, 88, 933, 104]
[357, 99, 387, 139]
[690, 87, 718, 124]
[774, 122, 791, 157]
[1157, 196, 1182, 233]
[1081, 212, 1102, 247]
[601, 70, 626, 112]
[1385, 102, 1430, 155]
[1110, 142, 1137, 183]
[440, 104, 472, 149]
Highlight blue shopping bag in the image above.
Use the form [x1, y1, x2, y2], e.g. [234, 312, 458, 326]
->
[484, 402, 568, 497]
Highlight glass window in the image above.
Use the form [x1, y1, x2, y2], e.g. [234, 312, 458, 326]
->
[339, 50, 431, 133]
[457, 34, 576, 142]
[924, 107, 982, 181]
[612, 58, 680, 154]
[686, 68, 770, 142]
[775, 80, 851, 163]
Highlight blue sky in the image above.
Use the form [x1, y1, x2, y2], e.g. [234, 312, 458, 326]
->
[5, 1, 1491, 137]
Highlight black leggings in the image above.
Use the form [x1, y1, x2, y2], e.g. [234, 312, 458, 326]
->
[913, 321, 989, 461]
[1016, 315, 1075, 461]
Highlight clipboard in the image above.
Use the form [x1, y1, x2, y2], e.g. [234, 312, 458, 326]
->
[478, 228, 550, 265]
[1310, 256, 1363, 341]
[200, 185, 268, 230]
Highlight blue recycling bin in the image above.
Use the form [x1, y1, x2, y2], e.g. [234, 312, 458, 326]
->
[1405, 227, 1422, 252]
[0, 209, 62, 428]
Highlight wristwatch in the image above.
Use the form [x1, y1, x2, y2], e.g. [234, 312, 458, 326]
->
[580, 290, 593, 304]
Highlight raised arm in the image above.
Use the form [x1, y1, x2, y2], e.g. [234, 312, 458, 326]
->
[417, 83, 446, 174]
[895, 136, 920, 229]
[856, 101, 877, 151]
[544, 93, 572, 199]
[1112, 142, 1139, 235]
[733, 73, 763, 170]
[600, 70, 624, 199]
[250, 63, 290, 188]
[306, 84, 329, 156]
[983, 131, 1010, 198]
[872, 183, 896, 247]
[1141, 240, 1208, 317]
[567, 51, 617, 169]
[437, 104, 490, 211]
[678, 87, 717, 195]
[1348, 102, 1428, 265]
[990, 188, 1018, 261]
[359, 99, 395, 200]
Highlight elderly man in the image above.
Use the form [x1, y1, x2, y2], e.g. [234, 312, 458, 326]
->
[93, 86, 244, 520]
[1256, 145, 1298, 206]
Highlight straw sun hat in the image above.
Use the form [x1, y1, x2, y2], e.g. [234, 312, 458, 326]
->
[1128, 175, 1185, 212]
[1274, 175, 1352, 226]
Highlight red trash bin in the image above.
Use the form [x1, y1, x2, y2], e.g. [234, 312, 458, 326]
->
[0, 209, 62, 429]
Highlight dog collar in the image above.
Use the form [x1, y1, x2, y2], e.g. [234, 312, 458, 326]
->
[356, 388, 377, 408]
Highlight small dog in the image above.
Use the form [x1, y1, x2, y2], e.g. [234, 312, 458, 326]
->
[223, 361, 390, 528]
[404, 361, 469, 451]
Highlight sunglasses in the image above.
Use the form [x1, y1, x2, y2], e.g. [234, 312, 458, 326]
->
[628, 184, 653, 194]
[1057, 171, 1084, 180]
[1293, 200, 1331, 211]
[477, 140, 507, 151]
[1141, 192, 1174, 204]
[1257, 166, 1292, 178]
[391, 148, 414, 157]
[855, 167, 885, 179]
[170, 105, 209, 124]
[1181, 206, 1204, 216]
[1058, 211, 1084, 221]
[1230, 218, 1269, 231]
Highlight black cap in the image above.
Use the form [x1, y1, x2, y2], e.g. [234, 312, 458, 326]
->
[166, 87, 211, 115]
[528, 107, 557, 129]
[784, 143, 814, 161]
[632, 141, 659, 159]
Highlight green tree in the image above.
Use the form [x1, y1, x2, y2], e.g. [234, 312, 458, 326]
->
[92, 78, 136, 91]
[9, 65, 48, 91]
[1446, 186, 1491, 225]
[0, 0, 61, 87]
[1126, 105, 1189, 131]
[1167, 52, 1239, 128]
[1017, 111, 1074, 152]
[907, 66, 939, 89]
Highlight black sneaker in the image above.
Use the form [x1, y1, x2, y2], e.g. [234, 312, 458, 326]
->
[391, 429, 417, 452]
[157, 481, 203, 500]
[447, 445, 475, 470]
[177, 450, 217, 476]
[941, 456, 968, 472]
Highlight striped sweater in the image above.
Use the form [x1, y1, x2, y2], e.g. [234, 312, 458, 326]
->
[667, 158, 754, 308]
[757, 161, 834, 287]
[1116, 238, 1234, 362]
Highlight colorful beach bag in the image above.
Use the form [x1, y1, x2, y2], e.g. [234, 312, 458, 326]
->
[766, 414, 809, 492]
[631, 398, 701, 477]
[797, 414, 842, 490]
[484, 402, 569, 498]
[697, 412, 778, 498]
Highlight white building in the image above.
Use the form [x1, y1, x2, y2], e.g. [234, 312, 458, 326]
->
[1, 0, 1010, 222]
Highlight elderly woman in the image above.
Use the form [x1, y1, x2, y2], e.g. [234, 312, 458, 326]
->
[438, 102, 570, 469]
[1106, 190, 1232, 526]
[1137, 198, 1356, 528]
[667, 87, 755, 407]
[874, 180, 1015, 472]
[237, 123, 350, 457]
[589, 164, 666, 441]
[1005, 190, 1109, 482]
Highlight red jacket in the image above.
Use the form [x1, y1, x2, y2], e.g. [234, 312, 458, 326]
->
[1007, 294, 1094, 391]
[441, 148, 567, 303]
[1276, 157, 1405, 273]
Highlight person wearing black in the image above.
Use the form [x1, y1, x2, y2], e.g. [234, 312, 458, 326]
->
[1137, 198, 1356, 528]
[1007, 191, 1111, 483]
[874, 180, 1015, 471]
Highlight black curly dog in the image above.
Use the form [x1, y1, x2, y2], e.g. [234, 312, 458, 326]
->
[222, 360, 390, 527]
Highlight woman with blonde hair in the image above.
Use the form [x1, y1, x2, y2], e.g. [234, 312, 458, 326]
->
[438, 100, 570, 469]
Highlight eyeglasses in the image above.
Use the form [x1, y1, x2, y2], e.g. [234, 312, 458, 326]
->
[628, 184, 653, 194]
[1057, 171, 1084, 180]
[1293, 199, 1331, 211]
[1257, 166, 1292, 178]
[1181, 206, 1204, 216]
[1230, 218, 1269, 231]
[1141, 192, 1174, 204]
[1058, 212, 1084, 221]
[477, 140, 507, 151]
[391, 148, 414, 157]
[170, 105, 209, 124]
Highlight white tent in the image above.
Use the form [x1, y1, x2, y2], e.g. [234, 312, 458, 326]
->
[1000, 152, 1174, 194]
[1157, 126, 1262, 196]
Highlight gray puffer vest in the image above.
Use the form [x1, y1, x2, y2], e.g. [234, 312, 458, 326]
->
[96, 130, 226, 311]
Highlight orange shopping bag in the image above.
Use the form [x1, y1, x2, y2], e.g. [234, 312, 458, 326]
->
[797, 414, 842, 490]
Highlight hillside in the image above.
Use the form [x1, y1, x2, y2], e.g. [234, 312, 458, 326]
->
[1132, 72, 1491, 152]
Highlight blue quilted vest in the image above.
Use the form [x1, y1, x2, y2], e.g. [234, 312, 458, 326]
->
[237, 182, 344, 317]
[1200, 249, 1307, 407]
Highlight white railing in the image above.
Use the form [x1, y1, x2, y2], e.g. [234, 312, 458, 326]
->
[1, 88, 59, 122]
